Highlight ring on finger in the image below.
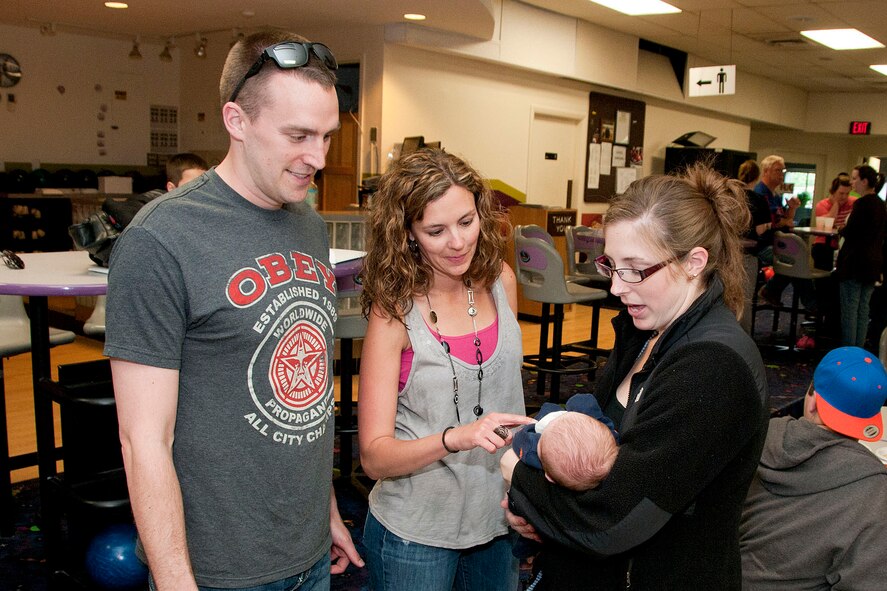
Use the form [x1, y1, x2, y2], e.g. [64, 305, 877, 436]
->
[493, 425, 510, 440]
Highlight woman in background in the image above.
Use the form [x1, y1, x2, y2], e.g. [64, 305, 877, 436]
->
[811, 173, 853, 270]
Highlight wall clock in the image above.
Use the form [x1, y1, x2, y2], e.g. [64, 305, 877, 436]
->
[0, 53, 22, 88]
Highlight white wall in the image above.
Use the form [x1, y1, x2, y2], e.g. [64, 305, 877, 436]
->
[380, 44, 591, 212]
[0, 24, 179, 168]
[806, 93, 887, 134]
[380, 44, 755, 219]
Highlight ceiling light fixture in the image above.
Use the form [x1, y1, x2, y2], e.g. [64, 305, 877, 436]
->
[800, 28, 884, 50]
[159, 39, 174, 62]
[194, 34, 208, 58]
[588, 0, 680, 16]
[404, 13, 426, 21]
[870, 65, 887, 76]
[104, 2, 129, 8]
[129, 37, 142, 60]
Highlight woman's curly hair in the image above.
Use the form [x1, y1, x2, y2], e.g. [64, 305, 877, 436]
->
[359, 148, 509, 321]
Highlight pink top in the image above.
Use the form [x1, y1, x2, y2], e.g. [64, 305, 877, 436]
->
[814, 196, 855, 246]
[399, 316, 499, 391]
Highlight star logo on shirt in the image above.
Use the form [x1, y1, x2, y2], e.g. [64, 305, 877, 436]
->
[269, 320, 328, 409]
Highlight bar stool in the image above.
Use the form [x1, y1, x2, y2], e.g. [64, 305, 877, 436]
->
[334, 270, 367, 481]
[768, 232, 829, 347]
[564, 225, 609, 287]
[82, 295, 106, 338]
[514, 228, 608, 403]
[0, 295, 76, 536]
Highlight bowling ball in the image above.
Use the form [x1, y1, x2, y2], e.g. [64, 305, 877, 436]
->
[78, 169, 99, 189]
[29, 168, 52, 188]
[50, 168, 75, 188]
[84, 523, 148, 590]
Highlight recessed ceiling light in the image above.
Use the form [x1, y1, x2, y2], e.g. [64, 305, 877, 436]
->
[871, 65, 887, 76]
[588, 0, 680, 16]
[404, 14, 426, 21]
[104, 2, 129, 8]
[800, 28, 884, 50]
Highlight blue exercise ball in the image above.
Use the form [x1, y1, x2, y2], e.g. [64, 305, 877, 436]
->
[84, 523, 148, 590]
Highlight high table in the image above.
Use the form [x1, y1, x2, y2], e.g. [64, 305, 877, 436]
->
[791, 226, 839, 239]
[0, 251, 107, 488]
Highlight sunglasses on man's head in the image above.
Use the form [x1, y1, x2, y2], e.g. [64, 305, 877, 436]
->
[2, 250, 24, 270]
[228, 41, 338, 104]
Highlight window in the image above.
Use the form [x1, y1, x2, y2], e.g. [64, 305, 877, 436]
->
[783, 162, 816, 210]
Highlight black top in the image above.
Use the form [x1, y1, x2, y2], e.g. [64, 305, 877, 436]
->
[509, 279, 769, 590]
[745, 188, 774, 254]
[835, 193, 886, 284]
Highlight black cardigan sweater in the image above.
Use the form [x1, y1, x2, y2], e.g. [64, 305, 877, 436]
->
[509, 280, 769, 590]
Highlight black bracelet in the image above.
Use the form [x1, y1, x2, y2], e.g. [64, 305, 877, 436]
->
[442, 426, 458, 453]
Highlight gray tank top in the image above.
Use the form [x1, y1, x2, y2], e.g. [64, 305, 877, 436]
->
[368, 276, 526, 549]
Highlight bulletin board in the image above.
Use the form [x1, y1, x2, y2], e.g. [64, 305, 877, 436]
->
[584, 92, 646, 203]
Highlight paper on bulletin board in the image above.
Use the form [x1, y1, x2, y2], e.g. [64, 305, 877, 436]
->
[615, 111, 631, 144]
[599, 142, 613, 176]
[612, 145, 626, 168]
[615, 167, 637, 194]
[587, 143, 601, 189]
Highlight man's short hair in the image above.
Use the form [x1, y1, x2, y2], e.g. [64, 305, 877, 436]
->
[166, 153, 209, 186]
[219, 29, 338, 118]
[760, 154, 784, 172]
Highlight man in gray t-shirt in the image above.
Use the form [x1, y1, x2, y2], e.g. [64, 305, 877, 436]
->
[105, 30, 362, 590]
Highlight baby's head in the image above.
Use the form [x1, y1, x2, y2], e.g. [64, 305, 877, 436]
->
[537, 412, 618, 491]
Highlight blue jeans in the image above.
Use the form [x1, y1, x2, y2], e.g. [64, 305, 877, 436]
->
[839, 279, 875, 348]
[148, 554, 330, 591]
[363, 511, 518, 591]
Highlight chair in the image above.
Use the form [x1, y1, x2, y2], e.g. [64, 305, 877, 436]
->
[0, 295, 76, 536]
[38, 358, 131, 581]
[564, 225, 609, 286]
[514, 226, 609, 403]
[82, 295, 106, 338]
[334, 271, 367, 481]
[755, 232, 829, 347]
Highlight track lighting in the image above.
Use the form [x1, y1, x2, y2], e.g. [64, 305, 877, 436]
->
[194, 34, 208, 58]
[129, 37, 142, 60]
[159, 39, 174, 62]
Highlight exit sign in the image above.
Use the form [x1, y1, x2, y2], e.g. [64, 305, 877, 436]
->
[850, 121, 872, 135]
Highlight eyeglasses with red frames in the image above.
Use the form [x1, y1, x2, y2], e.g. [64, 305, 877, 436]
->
[593, 254, 683, 284]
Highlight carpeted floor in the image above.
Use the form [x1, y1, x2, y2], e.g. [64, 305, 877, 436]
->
[2, 309, 827, 590]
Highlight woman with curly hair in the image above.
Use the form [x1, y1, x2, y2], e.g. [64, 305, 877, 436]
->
[358, 148, 532, 591]
[504, 163, 769, 590]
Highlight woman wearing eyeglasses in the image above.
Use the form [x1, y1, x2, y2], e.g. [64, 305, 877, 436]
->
[357, 148, 533, 591]
[504, 163, 768, 590]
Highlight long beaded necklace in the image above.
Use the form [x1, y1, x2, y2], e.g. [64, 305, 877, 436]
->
[425, 280, 485, 423]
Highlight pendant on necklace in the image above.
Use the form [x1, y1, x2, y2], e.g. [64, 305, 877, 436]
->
[467, 305, 477, 317]
[430, 310, 438, 324]
[473, 404, 483, 416]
